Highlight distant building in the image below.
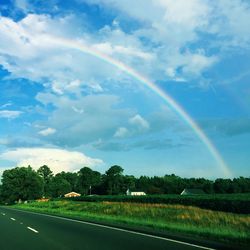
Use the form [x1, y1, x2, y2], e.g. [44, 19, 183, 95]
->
[64, 192, 81, 198]
[180, 188, 205, 195]
[126, 189, 146, 196]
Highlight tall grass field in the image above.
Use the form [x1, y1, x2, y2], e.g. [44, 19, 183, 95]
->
[14, 200, 250, 246]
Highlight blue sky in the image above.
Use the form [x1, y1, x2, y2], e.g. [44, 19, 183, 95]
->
[0, 0, 250, 178]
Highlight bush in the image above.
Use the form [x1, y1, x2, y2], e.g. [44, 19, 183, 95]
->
[65, 193, 250, 214]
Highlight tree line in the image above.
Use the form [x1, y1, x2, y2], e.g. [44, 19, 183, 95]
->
[0, 165, 249, 203]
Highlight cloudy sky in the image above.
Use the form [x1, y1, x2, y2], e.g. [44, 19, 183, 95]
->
[0, 0, 250, 178]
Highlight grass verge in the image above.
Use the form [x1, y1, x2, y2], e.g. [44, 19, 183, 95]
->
[13, 200, 250, 246]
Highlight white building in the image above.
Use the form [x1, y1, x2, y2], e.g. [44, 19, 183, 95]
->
[126, 189, 146, 196]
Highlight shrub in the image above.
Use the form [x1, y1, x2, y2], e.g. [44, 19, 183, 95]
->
[65, 193, 250, 214]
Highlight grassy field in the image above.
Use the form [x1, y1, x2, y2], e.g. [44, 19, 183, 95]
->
[14, 200, 250, 245]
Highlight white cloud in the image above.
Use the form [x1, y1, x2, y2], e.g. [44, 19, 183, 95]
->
[85, 0, 250, 79]
[129, 114, 150, 131]
[0, 102, 13, 108]
[38, 127, 56, 136]
[159, 0, 210, 27]
[0, 6, 218, 93]
[0, 0, 249, 101]
[0, 138, 9, 145]
[113, 45, 152, 60]
[92, 42, 152, 61]
[15, 0, 30, 13]
[0, 148, 104, 173]
[87, 0, 211, 47]
[0, 14, 153, 94]
[35, 92, 134, 146]
[114, 127, 129, 138]
[72, 106, 84, 114]
[211, 0, 250, 48]
[84, 0, 216, 82]
[112, 115, 151, 140]
[166, 67, 176, 78]
[0, 110, 23, 119]
[181, 51, 218, 76]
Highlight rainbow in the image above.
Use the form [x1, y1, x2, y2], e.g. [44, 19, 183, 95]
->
[46, 35, 232, 177]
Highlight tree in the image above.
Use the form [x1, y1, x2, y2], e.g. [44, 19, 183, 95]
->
[77, 167, 101, 195]
[203, 179, 214, 194]
[47, 175, 71, 198]
[214, 178, 233, 193]
[234, 177, 250, 193]
[0, 185, 3, 204]
[105, 165, 124, 195]
[56, 171, 78, 192]
[136, 176, 151, 192]
[162, 174, 184, 194]
[37, 165, 53, 197]
[122, 175, 136, 193]
[151, 176, 165, 193]
[1, 166, 43, 203]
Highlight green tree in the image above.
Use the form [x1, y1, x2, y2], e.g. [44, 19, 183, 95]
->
[234, 177, 250, 193]
[151, 176, 165, 193]
[214, 178, 232, 193]
[122, 175, 136, 193]
[0, 185, 3, 203]
[37, 165, 53, 197]
[1, 166, 43, 203]
[105, 165, 124, 195]
[77, 167, 101, 195]
[162, 174, 184, 194]
[136, 176, 151, 192]
[56, 171, 78, 192]
[47, 175, 71, 198]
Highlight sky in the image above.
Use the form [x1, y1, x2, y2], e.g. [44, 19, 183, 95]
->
[0, 0, 250, 178]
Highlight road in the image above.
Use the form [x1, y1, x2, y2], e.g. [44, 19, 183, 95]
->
[0, 206, 216, 250]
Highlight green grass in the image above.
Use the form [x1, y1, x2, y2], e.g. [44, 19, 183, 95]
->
[14, 200, 250, 246]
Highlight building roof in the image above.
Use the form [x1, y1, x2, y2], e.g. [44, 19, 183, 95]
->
[130, 191, 146, 194]
[64, 191, 81, 196]
[181, 188, 205, 195]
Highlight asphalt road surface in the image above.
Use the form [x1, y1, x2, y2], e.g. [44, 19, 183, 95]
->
[0, 206, 216, 250]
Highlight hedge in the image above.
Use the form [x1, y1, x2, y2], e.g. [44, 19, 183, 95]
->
[65, 193, 250, 214]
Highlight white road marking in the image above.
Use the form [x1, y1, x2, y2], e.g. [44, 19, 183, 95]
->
[1, 213, 5, 216]
[20, 222, 23, 224]
[27, 227, 39, 233]
[10, 208, 215, 250]
[10, 217, 16, 221]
